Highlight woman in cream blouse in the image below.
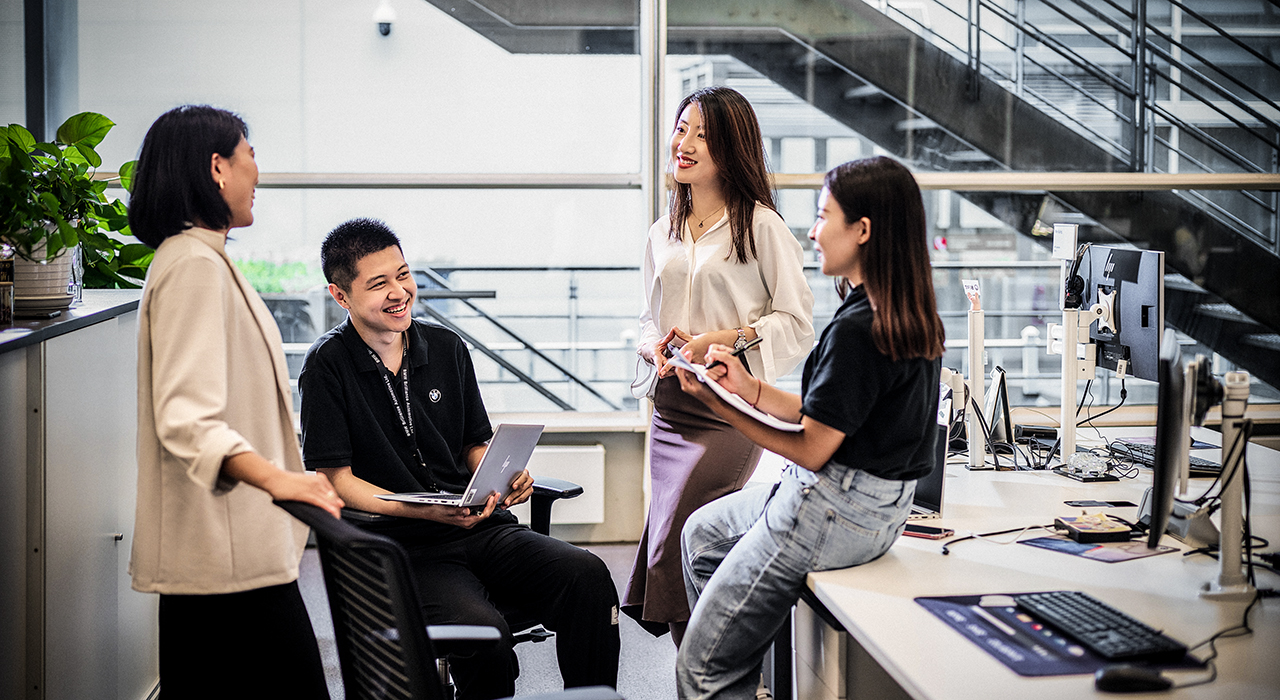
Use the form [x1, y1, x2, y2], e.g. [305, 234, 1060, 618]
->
[624, 87, 815, 646]
[128, 105, 343, 699]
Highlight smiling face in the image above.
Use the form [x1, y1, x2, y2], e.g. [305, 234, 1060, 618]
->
[214, 136, 258, 230]
[810, 187, 870, 282]
[330, 245, 415, 341]
[670, 102, 720, 188]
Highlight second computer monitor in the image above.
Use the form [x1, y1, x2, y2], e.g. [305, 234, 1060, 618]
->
[1079, 245, 1165, 382]
[983, 366, 1013, 446]
[1147, 333, 1185, 548]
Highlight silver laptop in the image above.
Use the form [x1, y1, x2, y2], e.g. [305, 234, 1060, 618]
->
[376, 423, 544, 507]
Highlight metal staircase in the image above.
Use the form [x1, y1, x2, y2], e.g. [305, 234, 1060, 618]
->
[421, 0, 1280, 390]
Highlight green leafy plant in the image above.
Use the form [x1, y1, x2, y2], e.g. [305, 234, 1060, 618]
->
[0, 112, 151, 288]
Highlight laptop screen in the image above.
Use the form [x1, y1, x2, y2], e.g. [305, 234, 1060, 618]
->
[913, 423, 948, 515]
[914, 381, 952, 516]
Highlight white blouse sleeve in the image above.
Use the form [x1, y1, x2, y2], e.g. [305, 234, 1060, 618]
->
[749, 211, 816, 383]
[638, 225, 663, 354]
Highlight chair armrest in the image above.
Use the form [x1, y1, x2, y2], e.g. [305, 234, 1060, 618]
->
[507, 686, 624, 700]
[532, 476, 584, 500]
[340, 507, 393, 524]
[528, 477, 583, 536]
[427, 624, 502, 656]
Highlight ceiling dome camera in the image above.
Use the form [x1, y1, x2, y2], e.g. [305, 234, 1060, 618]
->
[373, 0, 396, 37]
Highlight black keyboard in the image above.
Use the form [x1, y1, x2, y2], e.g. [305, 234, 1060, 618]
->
[1013, 591, 1187, 664]
[1108, 440, 1221, 477]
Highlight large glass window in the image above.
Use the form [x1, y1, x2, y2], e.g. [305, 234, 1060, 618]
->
[0, 2, 24, 125]
[32, 0, 1279, 412]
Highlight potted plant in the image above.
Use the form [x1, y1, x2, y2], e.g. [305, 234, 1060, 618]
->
[0, 112, 151, 315]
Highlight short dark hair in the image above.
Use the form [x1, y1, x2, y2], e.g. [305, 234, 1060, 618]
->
[321, 218, 403, 291]
[824, 156, 945, 362]
[128, 105, 248, 248]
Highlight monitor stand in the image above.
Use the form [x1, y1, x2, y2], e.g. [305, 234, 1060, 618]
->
[1201, 371, 1255, 602]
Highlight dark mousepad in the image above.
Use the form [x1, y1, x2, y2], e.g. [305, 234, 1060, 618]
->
[915, 593, 1203, 677]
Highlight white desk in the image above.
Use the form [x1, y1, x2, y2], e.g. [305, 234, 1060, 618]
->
[804, 427, 1280, 700]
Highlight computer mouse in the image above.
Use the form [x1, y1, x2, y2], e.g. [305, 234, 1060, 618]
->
[1094, 664, 1173, 693]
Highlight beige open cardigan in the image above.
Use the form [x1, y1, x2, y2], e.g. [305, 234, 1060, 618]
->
[130, 227, 308, 594]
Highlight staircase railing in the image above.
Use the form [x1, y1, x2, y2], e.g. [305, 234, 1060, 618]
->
[414, 266, 624, 412]
[870, 0, 1280, 251]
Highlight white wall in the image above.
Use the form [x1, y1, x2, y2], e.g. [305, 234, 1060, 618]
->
[0, 0, 24, 126]
[76, 0, 645, 266]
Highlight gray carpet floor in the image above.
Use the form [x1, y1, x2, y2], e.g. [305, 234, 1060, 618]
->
[299, 542, 678, 700]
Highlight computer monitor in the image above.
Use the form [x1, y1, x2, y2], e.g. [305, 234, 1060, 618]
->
[1079, 246, 1165, 382]
[1147, 333, 1184, 548]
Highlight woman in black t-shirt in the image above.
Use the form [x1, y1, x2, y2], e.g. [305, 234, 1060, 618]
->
[672, 156, 946, 700]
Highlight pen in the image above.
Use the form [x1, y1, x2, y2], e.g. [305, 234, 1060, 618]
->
[705, 336, 763, 372]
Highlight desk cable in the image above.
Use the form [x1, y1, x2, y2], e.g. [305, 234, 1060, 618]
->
[1172, 589, 1263, 690]
[939, 524, 1056, 555]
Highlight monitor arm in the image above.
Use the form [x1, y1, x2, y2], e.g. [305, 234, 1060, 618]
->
[1201, 370, 1254, 602]
[1047, 305, 1106, 460]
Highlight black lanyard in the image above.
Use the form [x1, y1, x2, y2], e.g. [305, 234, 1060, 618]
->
[366, 335, 437, 490]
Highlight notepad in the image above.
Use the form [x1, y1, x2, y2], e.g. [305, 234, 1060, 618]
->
[665, 352, 803, 432]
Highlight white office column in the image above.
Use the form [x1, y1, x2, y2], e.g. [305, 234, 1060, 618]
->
[640, 0, 666, 226]
[1051, 224, 1080, 462]
[1059, 308, 1079, 460]
[967, 307, 986, 469]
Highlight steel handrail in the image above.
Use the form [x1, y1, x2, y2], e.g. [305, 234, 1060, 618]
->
[973, 23, 1134, 130]
[1169, 0, 1280, 76]
[1148, 139, 1273, 213]
[1146, 90, 1271, 174]
[893, 0, 1277, 174]
[1145, 29, 1280, 133]
[977, 0, 1137, 96]
[1037, 0, 1134, 55]
[413, 303, 576, 411]
[415, 267, 623, 411]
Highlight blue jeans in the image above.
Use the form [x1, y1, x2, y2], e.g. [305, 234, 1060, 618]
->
[677, 463, 916, 700]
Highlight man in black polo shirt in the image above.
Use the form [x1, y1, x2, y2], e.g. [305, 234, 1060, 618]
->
[298, 218, 620, 700]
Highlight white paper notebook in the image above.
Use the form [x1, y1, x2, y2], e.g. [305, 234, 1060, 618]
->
[665, 352, 803, 432]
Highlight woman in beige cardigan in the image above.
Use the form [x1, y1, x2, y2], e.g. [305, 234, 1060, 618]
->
[128, 105, 343, 699]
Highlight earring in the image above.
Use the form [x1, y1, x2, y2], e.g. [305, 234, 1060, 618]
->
[219, 180, 225, 190]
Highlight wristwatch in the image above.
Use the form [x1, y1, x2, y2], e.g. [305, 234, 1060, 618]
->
[734, 328, 748, 352]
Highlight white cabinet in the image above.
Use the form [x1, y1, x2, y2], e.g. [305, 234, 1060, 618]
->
[0, 292, 157, 700]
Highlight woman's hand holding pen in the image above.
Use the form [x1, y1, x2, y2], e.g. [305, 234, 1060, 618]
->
[699, 343, 760, 401]
[677, 342, 764, 412]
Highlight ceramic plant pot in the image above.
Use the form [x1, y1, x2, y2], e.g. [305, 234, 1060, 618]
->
[13, 243, 75, 317]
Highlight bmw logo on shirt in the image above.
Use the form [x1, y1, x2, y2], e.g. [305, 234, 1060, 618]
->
[429, 388, 442, 403]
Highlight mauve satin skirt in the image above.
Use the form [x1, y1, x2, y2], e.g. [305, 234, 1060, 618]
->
[622, 375, 763, 634]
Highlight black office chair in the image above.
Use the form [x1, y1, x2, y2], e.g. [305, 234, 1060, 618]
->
[338, 476, 584, 645]
[277, 499, 620, 700]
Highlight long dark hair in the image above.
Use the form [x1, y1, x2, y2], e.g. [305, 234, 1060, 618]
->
[668, 87, 775, 264]
[824, 157, 945, 362]
[128, 105, 248, 248]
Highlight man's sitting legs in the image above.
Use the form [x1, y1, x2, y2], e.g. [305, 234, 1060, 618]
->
[410, 523, 620, 700]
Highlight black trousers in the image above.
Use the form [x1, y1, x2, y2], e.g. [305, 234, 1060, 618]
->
[407, 523, 621, 700]
[158, 581, 329, 700]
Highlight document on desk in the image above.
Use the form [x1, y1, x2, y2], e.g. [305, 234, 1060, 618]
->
[665, 352, 803, 432]
[1019, 536, 1176, 563]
